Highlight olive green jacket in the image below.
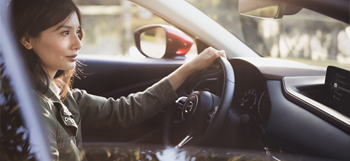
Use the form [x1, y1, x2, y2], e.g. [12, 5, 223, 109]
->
[35, 78, 178, 161]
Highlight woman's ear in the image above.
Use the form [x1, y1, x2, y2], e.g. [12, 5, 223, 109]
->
[20, 35, 33, 50]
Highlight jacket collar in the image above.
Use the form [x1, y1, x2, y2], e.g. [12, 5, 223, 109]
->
[37, 80, 61, 102]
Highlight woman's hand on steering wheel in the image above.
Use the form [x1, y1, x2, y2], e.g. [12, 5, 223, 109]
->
[185, 47, 226, 72]
[168, 47, 226, 91]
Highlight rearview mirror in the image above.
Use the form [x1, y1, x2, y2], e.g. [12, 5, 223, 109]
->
[238, 0, 302, 19]
[134, 25, 193, 59]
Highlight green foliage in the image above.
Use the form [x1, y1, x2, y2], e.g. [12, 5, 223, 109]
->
[0, 53, 36, 161]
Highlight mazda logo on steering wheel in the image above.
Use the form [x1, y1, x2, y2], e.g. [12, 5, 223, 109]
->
[185, 101, 194, 113]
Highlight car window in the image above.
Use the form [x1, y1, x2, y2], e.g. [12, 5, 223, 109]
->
[187, 0, 350, 70]
[1, 1, 51, 159]
[73, 0, 198, 58]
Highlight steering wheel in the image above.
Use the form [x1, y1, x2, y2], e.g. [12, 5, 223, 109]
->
[163, 57, 235, 148]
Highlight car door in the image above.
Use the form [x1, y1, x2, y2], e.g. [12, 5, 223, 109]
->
[73, 56, 184, 144]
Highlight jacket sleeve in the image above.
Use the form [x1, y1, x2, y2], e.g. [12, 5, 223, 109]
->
[71, 78, 178, 129]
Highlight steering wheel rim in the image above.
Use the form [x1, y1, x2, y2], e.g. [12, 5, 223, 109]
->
[164, 57, 235, 147]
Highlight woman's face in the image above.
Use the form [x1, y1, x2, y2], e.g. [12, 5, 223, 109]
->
[29, 12, 82, 78]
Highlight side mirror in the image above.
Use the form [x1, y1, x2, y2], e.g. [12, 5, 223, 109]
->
[238, 0, 302, 19]
[134, 25, 193, 59]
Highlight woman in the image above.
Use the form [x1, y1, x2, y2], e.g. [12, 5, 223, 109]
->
[10, 0, 225, 160]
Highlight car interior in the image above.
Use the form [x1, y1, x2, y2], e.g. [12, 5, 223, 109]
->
[74, 53, 349, 161]
[70, 0, 350, 160]
[72, 0, 350, 160]
[1, 0, 349, 160]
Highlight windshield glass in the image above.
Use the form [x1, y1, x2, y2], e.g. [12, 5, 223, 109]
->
[188, 0, 350, 70]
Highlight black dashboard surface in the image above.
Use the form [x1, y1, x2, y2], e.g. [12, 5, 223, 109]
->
[231, 63, 270, 124]
[227, 58, 350, 160]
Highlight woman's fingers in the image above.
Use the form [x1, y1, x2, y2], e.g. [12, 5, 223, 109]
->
[205, 47, 226, 63]
[218, 50, 226, 58]
[190, 47, 226, 71]
[207, 47, 226, 59]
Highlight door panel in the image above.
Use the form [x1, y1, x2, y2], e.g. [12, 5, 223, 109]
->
[73, 55, 184, 143]
[74, 56, 183, 97]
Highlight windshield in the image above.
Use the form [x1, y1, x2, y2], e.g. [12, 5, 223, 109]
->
[187, 0, 350, 70]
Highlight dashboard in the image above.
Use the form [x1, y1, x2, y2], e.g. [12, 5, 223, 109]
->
[232, 65, 270, 125]
[175, 57, 350, 160]
[208, 57, 350, 160]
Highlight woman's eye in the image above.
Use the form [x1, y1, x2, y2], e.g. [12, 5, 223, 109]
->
[62, 31, 69, 35]
[76, 28, 82, 36]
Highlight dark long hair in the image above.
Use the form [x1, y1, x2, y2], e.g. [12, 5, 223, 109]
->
[10, 0, 84, 100]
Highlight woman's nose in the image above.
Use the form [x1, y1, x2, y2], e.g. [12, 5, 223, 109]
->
[72, 34, 83, 51]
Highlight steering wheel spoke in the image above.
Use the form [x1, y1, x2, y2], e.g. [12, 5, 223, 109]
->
[175, 132, 194, 149]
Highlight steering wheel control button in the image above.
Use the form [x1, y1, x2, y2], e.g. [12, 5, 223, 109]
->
[182, 94, 198, 120]
[185, 101, 194, 113]
[175, 96, 188, 110]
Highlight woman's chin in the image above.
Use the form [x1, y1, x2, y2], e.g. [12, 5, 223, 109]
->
[62, 62, 76, 71]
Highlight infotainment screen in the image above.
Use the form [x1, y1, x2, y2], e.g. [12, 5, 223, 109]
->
[324, 66, 350, 117]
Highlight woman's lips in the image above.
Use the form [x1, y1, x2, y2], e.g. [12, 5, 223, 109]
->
[66, 55, 78, 62]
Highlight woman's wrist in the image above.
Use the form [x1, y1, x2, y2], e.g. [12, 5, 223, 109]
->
[167, 62, 197, 91]
[181, 61, 198, 75]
